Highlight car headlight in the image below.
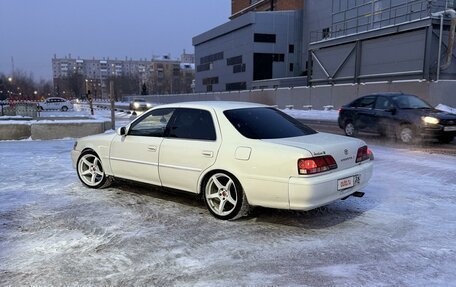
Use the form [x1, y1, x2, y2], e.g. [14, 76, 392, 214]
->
[422, 116, 439, 125]
[146, 103, 152, 108]
[73, 141, 78, 150]
[133, 103, 140, 108]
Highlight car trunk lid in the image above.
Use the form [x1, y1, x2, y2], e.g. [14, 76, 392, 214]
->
[263, 132, 366, 171]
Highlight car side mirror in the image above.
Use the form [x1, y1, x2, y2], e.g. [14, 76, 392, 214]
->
[117, 127, 127, 136]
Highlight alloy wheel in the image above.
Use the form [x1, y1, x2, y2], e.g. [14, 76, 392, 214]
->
[77, 153, 105, 187]
[205, 173, 239, 218]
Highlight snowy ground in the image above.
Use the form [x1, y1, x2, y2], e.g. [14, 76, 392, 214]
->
[0, 139, 455, 286]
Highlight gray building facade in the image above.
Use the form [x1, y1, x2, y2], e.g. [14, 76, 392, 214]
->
[193, 0, 456, 92]
[192, 11, 303, 92]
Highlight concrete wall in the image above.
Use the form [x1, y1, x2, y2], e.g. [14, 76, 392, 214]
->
[0, 120, 111, 141]
[135, 80, 456, 109]
[0, 124, 31, 140]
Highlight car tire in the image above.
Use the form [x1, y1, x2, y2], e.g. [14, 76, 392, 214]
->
[203, 172, 249, 220]
[77, 151, 112, 189]
[396, 125, 416, 144]
[344, 121, 358, 137]
[61, 106, 68, 112]
[438, 135, 454, 144]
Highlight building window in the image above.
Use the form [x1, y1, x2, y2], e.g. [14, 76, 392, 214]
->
[200, 52, 224, 64]
[272, 54, 284, 62]
[227, 55, 243, 66]
[289, 63, 294, 72]
[197, 63, 211, 72]
[202, 77, 219, 85]
[322, 27, 331, 39]
[254, 33, 276, 43]
[289, 44, 294, 53]
[226, 82, 247, 91]
[233, 64, 246, 73]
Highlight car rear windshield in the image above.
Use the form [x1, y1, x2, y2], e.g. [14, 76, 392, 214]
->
[224, 107, 317, 139]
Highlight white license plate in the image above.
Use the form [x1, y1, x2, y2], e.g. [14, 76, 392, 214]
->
[444, 126, 456, 132]
[338, 175, 360, 191]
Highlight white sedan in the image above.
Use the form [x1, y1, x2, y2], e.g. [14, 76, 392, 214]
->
[71, 101, 373, 220]
[37, 97, 73, 111]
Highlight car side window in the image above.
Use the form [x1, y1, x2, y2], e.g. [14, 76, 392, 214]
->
[352, 96, 375, 109]
[128, 108, 175, 137]
[167, 108, 216, 141]
[374, 97, 394, 110]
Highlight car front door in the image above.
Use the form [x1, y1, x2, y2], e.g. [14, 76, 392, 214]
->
[109, 108, 175, 185]
[373, 96, 397, 135]
[159, 108, 221, 193]
[353, 96, 376, 132]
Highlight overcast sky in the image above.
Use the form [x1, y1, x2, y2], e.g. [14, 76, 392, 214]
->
[0, 0, 231, 81]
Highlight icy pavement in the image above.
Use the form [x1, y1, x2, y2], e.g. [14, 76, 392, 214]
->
[0, 140, 455, 286]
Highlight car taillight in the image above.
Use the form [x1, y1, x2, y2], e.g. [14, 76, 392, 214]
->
[356, 145, 372, 163]
[298, 155, 338, 175]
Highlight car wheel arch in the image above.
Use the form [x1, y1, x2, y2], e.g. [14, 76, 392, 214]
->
[76, 149, 112, 188]
[198, 169, 243, 195]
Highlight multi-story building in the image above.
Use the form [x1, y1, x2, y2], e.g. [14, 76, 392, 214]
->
[52, 52, 195, 98]
[193, 0, 456, 92]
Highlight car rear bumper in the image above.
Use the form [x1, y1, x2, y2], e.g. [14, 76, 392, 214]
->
[288, 161, 373, 210]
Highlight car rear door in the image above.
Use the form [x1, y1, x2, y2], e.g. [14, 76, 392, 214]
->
[158, 108, 221, 193]
[109, 108, 175, 185]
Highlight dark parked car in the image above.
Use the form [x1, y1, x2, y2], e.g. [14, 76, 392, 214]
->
[338, 93, 456, 144]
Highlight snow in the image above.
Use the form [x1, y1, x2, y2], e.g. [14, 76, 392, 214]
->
[281, 108, 339, 121]
[0, 101, 455, 285]
[0, 140, 455, 286]
[436, 104, 456, 115]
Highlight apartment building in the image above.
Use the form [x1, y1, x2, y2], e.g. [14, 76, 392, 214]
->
[52, 53, 195, 97]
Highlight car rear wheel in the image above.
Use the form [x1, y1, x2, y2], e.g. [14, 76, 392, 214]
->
[344, 121, 357, 137]
[204, 172, 249, 220]
[397, 125, 416, 144]
[61, 106, 68, 112]
[77, 151, 112, 188]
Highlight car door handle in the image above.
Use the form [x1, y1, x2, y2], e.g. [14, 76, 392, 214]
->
[202, 151, 213, 158]
[148, 145, 157, 152]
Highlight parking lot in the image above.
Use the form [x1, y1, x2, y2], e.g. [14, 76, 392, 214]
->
[1, 138, 455, 286]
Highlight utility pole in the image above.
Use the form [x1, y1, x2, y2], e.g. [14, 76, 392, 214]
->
[110, 80, 115, 130]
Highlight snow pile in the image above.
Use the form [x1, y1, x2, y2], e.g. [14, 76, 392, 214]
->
[281, 108, 339, 121]
[435, 104, 456, 115]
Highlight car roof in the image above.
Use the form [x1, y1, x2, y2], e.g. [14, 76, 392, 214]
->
[156, 101, 268, 112]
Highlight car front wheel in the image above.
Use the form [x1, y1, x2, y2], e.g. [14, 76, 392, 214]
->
[77, 151, 111, 188]
[204, 172, 249, 220]
[397, 125, 416, 144]
[344, 121, 357, 137]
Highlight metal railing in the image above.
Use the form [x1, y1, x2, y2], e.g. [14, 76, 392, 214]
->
[0, 100, 39, 117]
[310, 0, 455, 43]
